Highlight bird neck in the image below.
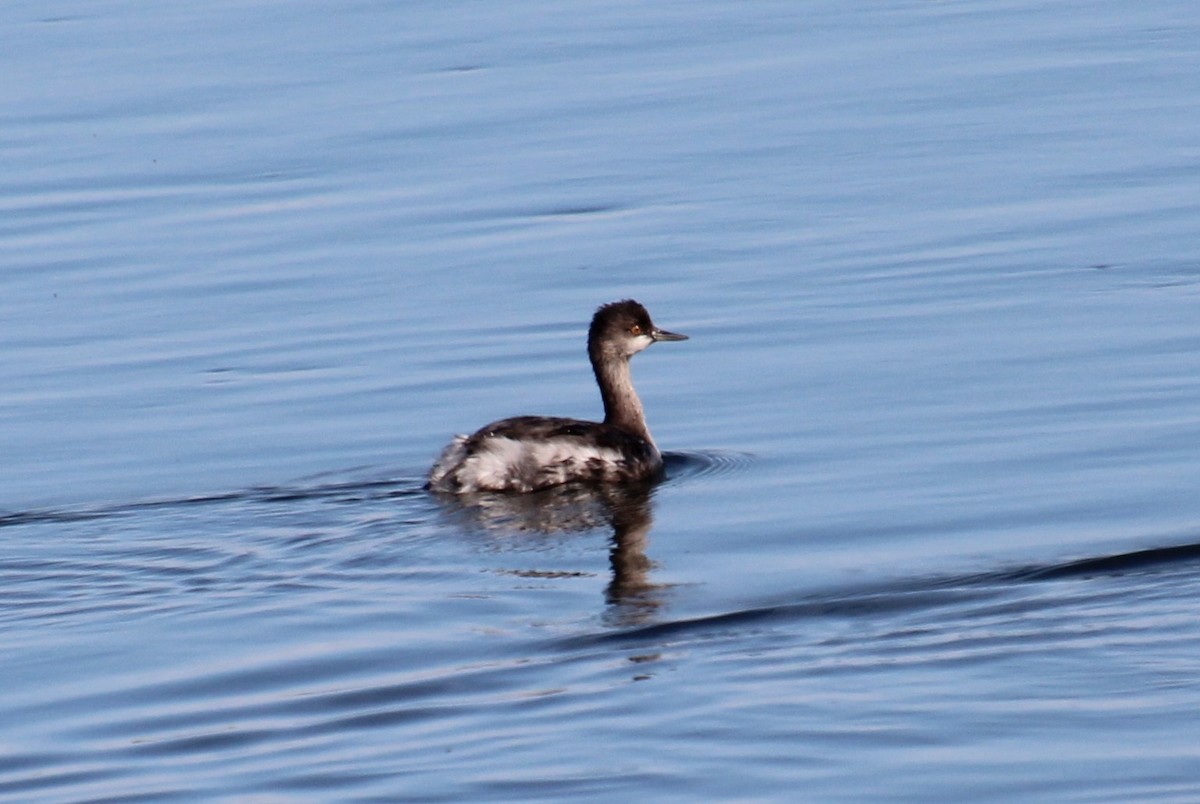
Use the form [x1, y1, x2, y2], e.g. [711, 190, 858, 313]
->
[593, 353, 653, 445]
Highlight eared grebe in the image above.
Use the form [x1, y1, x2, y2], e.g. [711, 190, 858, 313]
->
[427, 299, 687, 494]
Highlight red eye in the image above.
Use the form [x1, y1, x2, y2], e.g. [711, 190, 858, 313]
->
[630, 325, 642, 336]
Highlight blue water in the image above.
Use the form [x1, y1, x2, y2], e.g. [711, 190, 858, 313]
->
[4, 0, 1200, 800]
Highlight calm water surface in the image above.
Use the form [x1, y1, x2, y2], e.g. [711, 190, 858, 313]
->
[4, 0, 1200, 800]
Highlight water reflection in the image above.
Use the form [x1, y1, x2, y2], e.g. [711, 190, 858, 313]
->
[432, 480, 664, 624]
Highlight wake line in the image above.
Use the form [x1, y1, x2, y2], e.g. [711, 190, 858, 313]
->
[576, 536, 1200, 647]
[0, 475, 425, 530]
[1001, 540, 1200, 582]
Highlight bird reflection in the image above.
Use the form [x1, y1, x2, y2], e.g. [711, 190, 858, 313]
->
[432, 479, 664, 625]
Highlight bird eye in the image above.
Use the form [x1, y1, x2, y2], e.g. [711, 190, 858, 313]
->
[629, 325, 642, 336]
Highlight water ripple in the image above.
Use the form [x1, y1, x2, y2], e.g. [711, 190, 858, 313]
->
[661, 449, 754, 484]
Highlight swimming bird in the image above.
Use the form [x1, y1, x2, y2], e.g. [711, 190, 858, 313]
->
[427, 299, 687, 493]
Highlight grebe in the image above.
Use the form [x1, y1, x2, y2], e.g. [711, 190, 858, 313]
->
[427, 300, 687, 493]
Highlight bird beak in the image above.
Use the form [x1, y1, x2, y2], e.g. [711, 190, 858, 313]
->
[652, 327, 688, 342]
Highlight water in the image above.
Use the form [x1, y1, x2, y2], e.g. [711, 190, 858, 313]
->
[4, 0, 1200, 799]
